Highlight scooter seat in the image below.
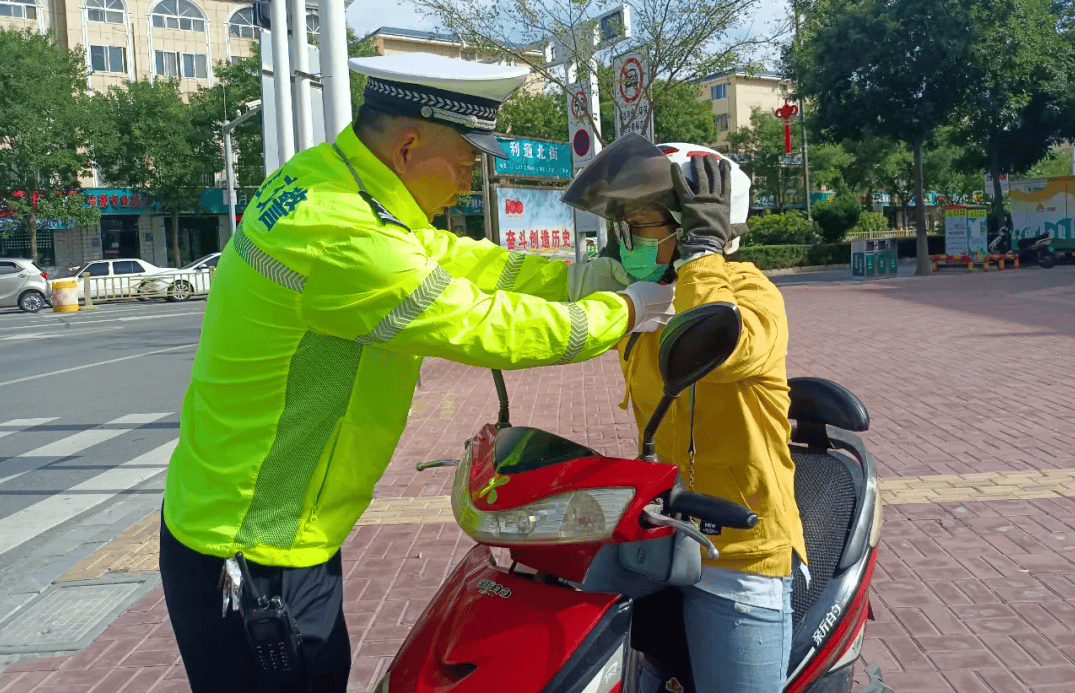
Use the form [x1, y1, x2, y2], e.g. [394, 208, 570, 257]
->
[788, 378, 869, 433]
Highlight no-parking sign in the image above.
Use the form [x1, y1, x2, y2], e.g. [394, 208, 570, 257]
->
[566, 76, 600, 165]
[613, 51, 653, 140]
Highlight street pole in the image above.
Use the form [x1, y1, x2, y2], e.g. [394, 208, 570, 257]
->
[793, 0, 812, 220]
[290, 0, 315, 152]
[222, 102, 262, 240]
[1071, 139, 1074, 176]
[269, 0, 295, 162]
[319, 0, 351, 140]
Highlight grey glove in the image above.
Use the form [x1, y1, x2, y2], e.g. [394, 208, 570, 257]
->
[671, 155, 734, 262]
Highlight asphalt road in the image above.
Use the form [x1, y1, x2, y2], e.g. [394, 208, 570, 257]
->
[0, 299, 205, 621]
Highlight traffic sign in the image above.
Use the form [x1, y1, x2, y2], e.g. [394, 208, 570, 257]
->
[613, 51, 652, 140]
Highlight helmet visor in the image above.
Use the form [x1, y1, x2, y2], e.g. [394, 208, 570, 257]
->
[561, 133, 677, 220]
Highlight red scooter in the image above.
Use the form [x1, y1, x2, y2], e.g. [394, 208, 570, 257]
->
[372, 303, 885, 693]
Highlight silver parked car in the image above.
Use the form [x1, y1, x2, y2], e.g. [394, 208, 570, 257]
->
[0, 258, 51, 312]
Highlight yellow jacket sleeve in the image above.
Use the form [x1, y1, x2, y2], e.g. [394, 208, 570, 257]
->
[300, 226, 627, 369]
[412, 227, 570, 301]
[672, 255, 789, 383]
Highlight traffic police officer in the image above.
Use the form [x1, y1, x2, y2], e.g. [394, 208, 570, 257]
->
[159, 53, 674, 692]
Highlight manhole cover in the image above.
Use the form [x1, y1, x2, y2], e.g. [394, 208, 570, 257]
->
[0, 575, 158, 655]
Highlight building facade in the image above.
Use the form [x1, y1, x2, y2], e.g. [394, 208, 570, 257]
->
[696, 70, 788, 145]
[0, 1, 338, 269]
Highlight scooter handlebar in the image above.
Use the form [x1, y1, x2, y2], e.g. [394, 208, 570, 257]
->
[669, 489, 759, 530]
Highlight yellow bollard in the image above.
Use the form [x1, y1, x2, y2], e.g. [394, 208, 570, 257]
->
[998, 255, 1005, 270]
[50, 279, 79, 313]
[1013, 254, 1020, 269]
[931, 256, 938, 272]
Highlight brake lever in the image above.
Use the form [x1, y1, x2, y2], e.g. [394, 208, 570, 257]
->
[641, 509, 719, 560]
[416, 459, 459, 471]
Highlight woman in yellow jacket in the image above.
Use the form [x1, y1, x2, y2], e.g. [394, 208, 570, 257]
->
[564, 135, 807, 692]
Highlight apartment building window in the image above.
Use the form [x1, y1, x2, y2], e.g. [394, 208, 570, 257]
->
[155, 50, 208, 79]
[305, 10, 319, 35]
[0, 0, 37, 20]
[90, 45, 127, 73]
[715, 114, 729, 131]
[87, 0, 124, 24]
[150, 0, 205, 32]
[228, 6, 256, 38]
[710, 83, 727, 100]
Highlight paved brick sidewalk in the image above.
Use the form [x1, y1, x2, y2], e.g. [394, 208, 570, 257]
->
[2, 266, 1074, 692]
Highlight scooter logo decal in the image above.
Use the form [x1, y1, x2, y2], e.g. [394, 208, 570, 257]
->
[665, 678, 684, 693]
[476, 474, 509, 504]
[476, 579, 512, 598]
[812, 601, 844, 646]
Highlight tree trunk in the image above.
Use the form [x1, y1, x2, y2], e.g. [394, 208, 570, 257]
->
[913, 140, 931, 276]
[28, 212, 38, 265]
[990, 153, 1004, 230]
[171, 211, 181, 268]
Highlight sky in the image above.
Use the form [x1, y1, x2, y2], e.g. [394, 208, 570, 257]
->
[346, 0, 794, 67]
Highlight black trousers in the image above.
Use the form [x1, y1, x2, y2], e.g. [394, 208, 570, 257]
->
[159, 519, 351, 693]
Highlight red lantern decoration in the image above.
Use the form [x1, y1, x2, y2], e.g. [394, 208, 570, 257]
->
[775, 100, 799, 156]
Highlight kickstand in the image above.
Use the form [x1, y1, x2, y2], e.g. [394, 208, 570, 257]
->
[857, 663, 894, 693]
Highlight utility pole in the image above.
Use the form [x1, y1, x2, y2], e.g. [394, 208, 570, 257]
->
[223, 101, 263, 240]
[793, 0, 812, 220]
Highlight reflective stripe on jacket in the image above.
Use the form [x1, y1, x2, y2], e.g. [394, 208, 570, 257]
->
[163, 126, 629, 567]
[617, 255, 806, 577]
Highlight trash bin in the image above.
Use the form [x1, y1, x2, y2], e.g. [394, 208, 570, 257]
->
[51, 279, 79, 313]
[852, 238, 898, 279]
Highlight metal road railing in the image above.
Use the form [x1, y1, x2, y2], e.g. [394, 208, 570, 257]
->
[73, 269, 215, 304]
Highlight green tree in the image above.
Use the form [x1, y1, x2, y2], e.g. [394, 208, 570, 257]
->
[812, 179, 861, 243]
[191, 48, 264, 189]
[0, 29, 100, 263]
[950, 0, 1074, 213]
[499, 91, 568, 140]
[791, 0, 978, 273]
[1025, 145, 1075, 178]
[726, 109, 804, 212]
[94, 79, 221, 267]
[412, 0, 787, 146]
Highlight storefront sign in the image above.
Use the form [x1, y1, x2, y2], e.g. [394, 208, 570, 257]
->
[495, 186, 575, 262]
[494, 137, 572, 180]
[84, 188, 156, 214]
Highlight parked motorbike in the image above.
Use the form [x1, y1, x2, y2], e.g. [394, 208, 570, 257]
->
[373, 303, 885, 693]
[989, 228, 1056, 268]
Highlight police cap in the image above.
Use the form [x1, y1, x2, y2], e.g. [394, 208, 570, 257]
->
[349, 53, 529, 159]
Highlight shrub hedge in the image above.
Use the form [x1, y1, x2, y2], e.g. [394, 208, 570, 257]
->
[744, 212, 820, 246]
[739, 243, 852, 270]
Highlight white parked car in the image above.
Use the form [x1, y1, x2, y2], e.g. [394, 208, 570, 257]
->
[58, 258, 174, 300]
[137, 252, 220, 302]
[0, 258, 51, 312]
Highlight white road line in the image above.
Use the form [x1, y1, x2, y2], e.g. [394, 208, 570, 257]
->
[0, 413, 172, 484]
[0, 418, 59, 441]
[0, 439, 176, 558]
[1, 327, 123, 341]
[3, 311, 202, 332]
[0, 344, 198, 388]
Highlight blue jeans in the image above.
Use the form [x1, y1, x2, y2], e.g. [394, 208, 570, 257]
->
[681, 576, 794, 693]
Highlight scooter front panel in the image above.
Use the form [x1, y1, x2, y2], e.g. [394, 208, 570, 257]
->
[387, 545, 620, 693]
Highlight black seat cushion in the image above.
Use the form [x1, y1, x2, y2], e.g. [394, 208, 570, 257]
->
[788, 377, 869, 432]
[790, 448, 858, 631]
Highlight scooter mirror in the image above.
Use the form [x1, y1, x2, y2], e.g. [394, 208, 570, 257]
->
[639, 303, 742, 461]
[658, 302, 742, 398]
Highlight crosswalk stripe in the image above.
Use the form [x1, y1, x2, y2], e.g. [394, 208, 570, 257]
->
[0, 413, 172, 485]
[0, 418, 58, 441]
[0, 439, 176, 558]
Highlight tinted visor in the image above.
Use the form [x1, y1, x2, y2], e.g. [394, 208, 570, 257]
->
[461, 130, 511, 159]
[560, 132, 676, 220]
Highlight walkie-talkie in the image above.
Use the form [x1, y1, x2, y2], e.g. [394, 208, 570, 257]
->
[234, 552, 304, 675]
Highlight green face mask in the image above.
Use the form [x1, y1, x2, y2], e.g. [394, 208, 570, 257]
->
[620, 233, 675, 281]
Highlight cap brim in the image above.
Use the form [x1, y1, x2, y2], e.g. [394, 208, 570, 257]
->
[461, 130, 510, 159]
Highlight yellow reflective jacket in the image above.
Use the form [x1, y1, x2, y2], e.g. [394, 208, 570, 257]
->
[618, 255, 806, 577]
[163, 126, 628, 567]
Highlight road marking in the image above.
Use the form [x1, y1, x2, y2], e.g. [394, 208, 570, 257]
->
[3, 311, 203, 332]
[0, 413, 172, 485]
[1, 326, 123, 341]
[0, 344, 198, 388]
[0, 418, 59, 441]
[0, 439, 176, 558]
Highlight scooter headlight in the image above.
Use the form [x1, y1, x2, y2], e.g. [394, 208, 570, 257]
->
[450, 448, 635, 544]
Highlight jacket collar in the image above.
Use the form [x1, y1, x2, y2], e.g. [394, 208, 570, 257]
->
[334, 125, 429, 230]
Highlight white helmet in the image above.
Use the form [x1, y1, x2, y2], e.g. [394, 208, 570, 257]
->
[656, 143, 752, 255]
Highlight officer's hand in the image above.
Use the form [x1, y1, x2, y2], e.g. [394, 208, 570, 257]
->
[619, 282, 675, 333]
[567, 257, 633, 301]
